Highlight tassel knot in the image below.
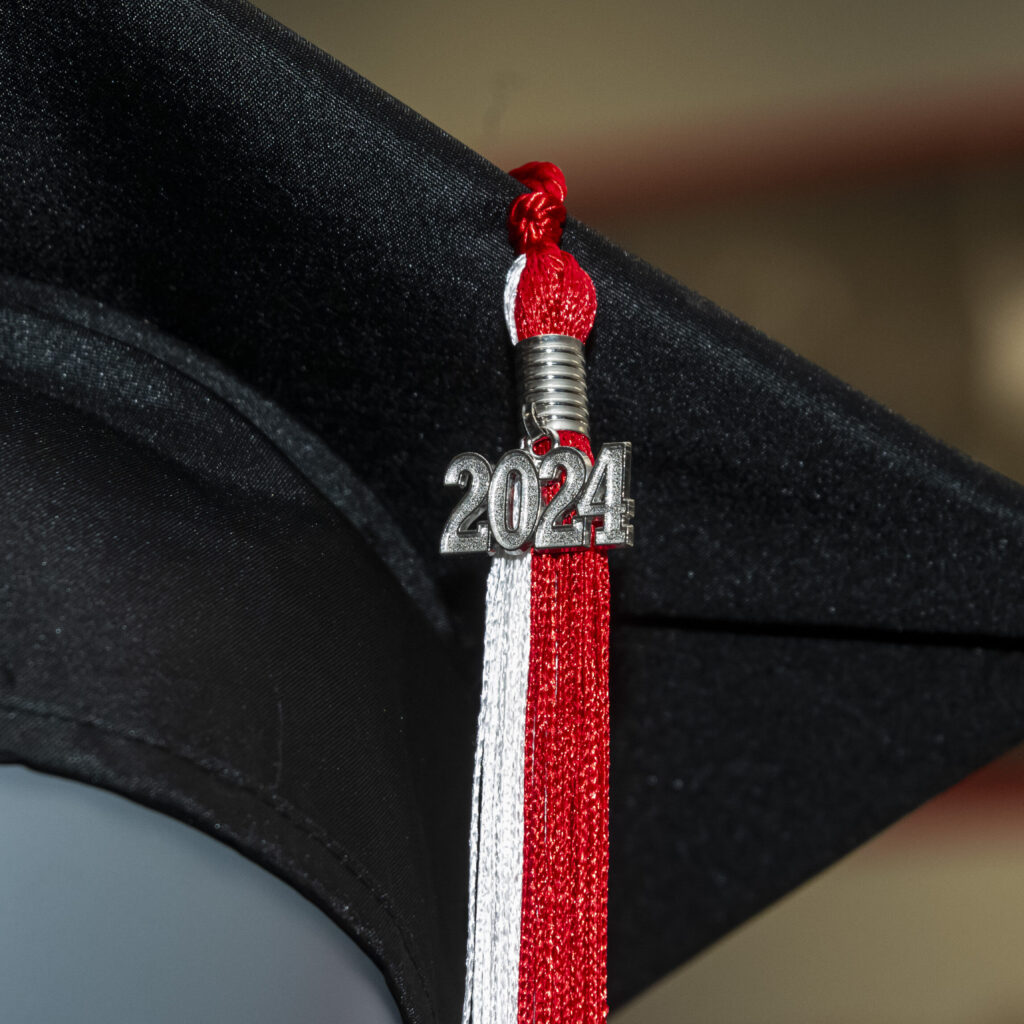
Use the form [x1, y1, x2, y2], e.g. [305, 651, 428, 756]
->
[508, 190, 566, 253]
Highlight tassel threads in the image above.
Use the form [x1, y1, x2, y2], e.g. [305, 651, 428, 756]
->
[509, 163, 610, 1024]
[458, 161, 613, 1024]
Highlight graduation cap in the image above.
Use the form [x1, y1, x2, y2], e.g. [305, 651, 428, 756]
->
[3, 1, 1024, 1021]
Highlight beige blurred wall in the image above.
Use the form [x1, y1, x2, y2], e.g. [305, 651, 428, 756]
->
[257, 1, 1024, 158]
[618, 815, 1024, 1024]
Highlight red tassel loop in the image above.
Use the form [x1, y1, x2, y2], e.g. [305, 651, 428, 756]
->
[509, 164, 610, 1024]
[508, 161, 568, 254]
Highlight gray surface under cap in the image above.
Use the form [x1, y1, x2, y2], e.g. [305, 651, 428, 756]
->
[0, 766, 402, 1024]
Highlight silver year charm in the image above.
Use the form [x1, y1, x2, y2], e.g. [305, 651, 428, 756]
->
[440, 442, 634, 555]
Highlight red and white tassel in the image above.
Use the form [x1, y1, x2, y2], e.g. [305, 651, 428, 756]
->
[462, 163, 610, 1024]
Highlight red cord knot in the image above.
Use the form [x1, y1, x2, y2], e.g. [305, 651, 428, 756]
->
[508, 190, 566, 253]
[508, 161, 569, 253]
[509, 161, 568, 203]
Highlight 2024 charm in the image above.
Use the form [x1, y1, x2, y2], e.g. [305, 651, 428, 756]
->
[441, 441, 634, 555]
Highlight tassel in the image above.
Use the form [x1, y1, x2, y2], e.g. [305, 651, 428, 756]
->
[450, 162, 628, 1024]
[508, 163, 609, 1024]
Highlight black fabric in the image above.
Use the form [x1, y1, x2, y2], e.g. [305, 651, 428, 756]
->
[0, 287, 473, 1022]
[2, 2, 1024, 1022]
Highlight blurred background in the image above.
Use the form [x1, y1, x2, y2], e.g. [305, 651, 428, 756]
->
[256, 3, 1024, 1021]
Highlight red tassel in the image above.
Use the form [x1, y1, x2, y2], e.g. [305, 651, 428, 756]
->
[509, 165, 610, 1024]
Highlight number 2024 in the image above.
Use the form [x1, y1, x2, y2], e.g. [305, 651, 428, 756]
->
[441, 442, 634, 555]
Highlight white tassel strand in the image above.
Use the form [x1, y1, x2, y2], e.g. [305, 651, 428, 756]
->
[462, 553, 532, 1024]
[462, 254, 532, 1024]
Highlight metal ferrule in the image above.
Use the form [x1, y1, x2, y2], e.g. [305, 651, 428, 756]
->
[515, 333, 590, 437]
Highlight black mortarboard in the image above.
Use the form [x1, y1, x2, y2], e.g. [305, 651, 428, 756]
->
[3, 2, 1024, 1022]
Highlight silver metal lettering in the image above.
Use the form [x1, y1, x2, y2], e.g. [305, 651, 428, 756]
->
[534, 446, 588, 550]
[488, 450, 541, 552]
[440, 452, 493, 554]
